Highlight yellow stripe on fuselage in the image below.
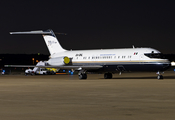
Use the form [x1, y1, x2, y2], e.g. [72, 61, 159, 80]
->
[72, 59, 169, 64]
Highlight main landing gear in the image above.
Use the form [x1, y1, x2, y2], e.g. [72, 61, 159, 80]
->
[78, 71, 113, 80]
[79, 73, 87, 79]
[78, 70, 87, 79]
[104, 73, 112, 79]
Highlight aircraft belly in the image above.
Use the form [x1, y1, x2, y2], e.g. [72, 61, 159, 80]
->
[122, 64, 163, 72]
[73, 62, 171, 72]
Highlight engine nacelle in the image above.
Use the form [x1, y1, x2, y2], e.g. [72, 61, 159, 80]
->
[47, 56, 71, 66]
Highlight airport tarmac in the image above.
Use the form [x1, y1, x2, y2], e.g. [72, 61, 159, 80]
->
[0, 72, 175, 120]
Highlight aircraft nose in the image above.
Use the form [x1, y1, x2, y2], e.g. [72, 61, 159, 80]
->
[163, 61, 171, 70]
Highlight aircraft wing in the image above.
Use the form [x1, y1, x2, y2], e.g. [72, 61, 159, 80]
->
[4, 65, 103, 70]
[47, 65, 103, 70]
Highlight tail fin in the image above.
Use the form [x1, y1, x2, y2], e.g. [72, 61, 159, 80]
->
[10, 29, 66, 55]
[42, 29, 66, 55]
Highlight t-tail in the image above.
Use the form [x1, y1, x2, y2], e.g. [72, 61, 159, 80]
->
[10, 29, 66, 55]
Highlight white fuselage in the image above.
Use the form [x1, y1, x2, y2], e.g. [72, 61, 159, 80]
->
[50, 48, 168, 64]
[48, 47, 170, 72]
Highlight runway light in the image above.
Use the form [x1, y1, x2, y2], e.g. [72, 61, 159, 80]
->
[32, 58, 35, 65]
[71, 72, 74, 75]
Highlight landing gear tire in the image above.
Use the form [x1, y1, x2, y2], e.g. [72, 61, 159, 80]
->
[157, 75, 163, 80]
[79, 73, 87, 80]
[104, 73, 112, 79]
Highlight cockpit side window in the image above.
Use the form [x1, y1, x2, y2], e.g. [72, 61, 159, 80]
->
[144, 53, 164, 59]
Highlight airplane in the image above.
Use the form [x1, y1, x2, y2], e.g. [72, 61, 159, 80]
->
[7, 29, 171, 79]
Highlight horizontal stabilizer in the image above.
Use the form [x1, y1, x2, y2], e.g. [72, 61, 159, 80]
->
[5, 65, 36, 67]
[10, 30, 52, 35]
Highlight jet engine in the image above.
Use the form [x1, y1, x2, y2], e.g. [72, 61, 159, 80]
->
[47, 56, 71, 66]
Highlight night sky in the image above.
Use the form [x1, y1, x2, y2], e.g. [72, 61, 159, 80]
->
[1, 1, 175, 54]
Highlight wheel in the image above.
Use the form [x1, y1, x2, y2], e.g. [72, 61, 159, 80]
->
[108, 73, 112, 79]
[157, 75, 163, 80]
[79, 73, 87, 79]
[104, 73, 112, 79]
[83, 74, 87, 79]
[104, 73, 109, 79]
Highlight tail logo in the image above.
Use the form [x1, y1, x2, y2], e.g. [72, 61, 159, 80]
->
[48, 41, 57, 46]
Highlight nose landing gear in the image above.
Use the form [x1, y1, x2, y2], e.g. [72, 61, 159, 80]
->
[157, 71, 164, 80]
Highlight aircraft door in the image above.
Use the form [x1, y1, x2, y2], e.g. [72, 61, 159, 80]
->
[139, 54, 145, 65]
[139, 54, 144, 61]
[117, 65, 126, 72]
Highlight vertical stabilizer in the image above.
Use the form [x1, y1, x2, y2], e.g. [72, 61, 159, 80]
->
[10, 29, 66, 55]
[42, 30, 66, 55]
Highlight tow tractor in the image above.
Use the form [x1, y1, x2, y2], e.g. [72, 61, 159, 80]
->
[25, 61, 56, 75]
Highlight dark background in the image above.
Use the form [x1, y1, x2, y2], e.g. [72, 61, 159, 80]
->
[1, 0, 175, 54]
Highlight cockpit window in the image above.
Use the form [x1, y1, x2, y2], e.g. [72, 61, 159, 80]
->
[144, 53, 164, 59]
